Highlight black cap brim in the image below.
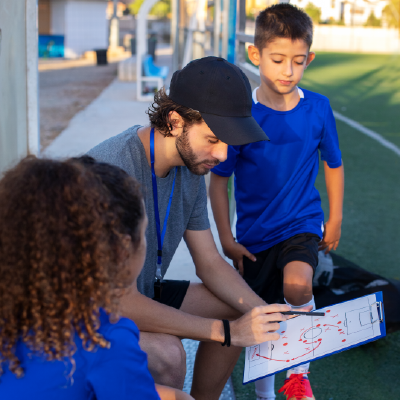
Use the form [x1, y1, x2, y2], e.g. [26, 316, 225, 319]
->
[201, 113, 269, 145]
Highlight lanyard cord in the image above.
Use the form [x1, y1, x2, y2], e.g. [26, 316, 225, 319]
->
[150, 128, 177, 280]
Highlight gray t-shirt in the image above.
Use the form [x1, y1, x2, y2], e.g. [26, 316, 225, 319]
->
[87, 125, 210, 298]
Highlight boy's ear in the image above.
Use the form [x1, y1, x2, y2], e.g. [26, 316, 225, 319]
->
[306, 51, 315, 68]
[247, 45, 261, 67]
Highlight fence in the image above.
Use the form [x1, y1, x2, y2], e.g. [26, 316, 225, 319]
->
[239, 22, 400, 57]
[312, 25, 400, 54]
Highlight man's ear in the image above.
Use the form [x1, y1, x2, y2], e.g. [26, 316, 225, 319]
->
[247, 45, 261, 67]
[167, 111, 184, 136]
[306, 51, 315, 67]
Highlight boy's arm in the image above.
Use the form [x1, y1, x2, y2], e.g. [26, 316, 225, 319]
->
[209, 172, 256, 275]
[319, 161, 345, 254]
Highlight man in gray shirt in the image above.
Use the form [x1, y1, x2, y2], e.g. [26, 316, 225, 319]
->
[88, 57, 303, 400]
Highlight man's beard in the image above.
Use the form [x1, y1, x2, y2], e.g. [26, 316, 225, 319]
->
[175, 127, 220, 176]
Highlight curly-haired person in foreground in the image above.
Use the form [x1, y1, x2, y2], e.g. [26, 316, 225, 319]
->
[0, 156, 192, 400]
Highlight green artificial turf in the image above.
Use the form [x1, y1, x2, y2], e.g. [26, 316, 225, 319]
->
[232, 52, 400, 399]
[302, 52, 400, 148]
[303, 53, 400, 281]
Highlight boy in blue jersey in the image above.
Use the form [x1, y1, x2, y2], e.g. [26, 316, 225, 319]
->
[210, 4, 344, 400]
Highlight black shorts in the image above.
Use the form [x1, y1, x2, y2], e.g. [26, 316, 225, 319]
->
[242, 233, 320, 304]
[152, 279, 190, 309]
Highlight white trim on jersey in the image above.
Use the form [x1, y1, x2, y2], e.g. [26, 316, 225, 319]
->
[252, 87, 304, 104]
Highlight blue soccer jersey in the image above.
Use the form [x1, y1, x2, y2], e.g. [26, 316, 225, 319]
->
[0, 309, 160, 400]
[212, 87, 342, 253]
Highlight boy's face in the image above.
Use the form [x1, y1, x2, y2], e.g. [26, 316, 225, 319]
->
[248, 38, 315, 95]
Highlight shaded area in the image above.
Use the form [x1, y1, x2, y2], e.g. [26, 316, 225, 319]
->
[39, 63, 118, 150]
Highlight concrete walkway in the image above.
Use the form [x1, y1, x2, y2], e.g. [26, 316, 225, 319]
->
[38, 53, 131, 71]
[44, 77, 236, 399]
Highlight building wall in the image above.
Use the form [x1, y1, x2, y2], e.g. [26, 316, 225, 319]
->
[39, 0, 51, 34]
[51, 0, 66, 35]
[0, 0, 38, 174]
[0, 0, 29, 174]
[64, 0, 108, 58]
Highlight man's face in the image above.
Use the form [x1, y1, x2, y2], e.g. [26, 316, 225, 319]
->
[248, 38, 315, 95]
[176, 121, 228, 176]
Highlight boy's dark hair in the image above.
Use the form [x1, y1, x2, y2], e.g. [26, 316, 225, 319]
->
[147, 87, 203, 137]
[255, 4, 313, 52]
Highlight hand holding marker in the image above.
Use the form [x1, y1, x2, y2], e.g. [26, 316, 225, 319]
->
[282, 311, 325, 316]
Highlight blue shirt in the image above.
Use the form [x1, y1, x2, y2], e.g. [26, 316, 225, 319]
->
[212, 88, 342, 253]
[0, 310, 160, 400]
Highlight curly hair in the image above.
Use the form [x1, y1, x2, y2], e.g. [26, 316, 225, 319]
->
[0, 156, 144, 378]
[147, 87, 203, 137]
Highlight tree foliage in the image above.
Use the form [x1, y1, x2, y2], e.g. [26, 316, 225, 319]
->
[303, 2, 322, 24]
[382, 0, 400, 28]
[364, 11, 381, 27]
[128, 0, 171, 18]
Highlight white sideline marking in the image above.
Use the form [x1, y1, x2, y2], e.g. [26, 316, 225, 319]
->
[333, 110, 400, 157]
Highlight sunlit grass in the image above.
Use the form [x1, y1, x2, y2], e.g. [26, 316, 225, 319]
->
[302, 52, 400, 147]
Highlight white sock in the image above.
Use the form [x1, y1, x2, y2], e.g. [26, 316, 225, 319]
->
[255, 374, 276, 400]
[284, 296, 315, 378]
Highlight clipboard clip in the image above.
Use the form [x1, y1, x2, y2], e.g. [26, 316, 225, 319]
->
[370, 301, 383, 324]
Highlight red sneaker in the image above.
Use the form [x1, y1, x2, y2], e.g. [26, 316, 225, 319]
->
[278, 373, 315, 400]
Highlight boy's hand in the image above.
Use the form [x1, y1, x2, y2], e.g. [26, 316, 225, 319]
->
[222, 239, 256, 276]
[319, 219, 342, 254]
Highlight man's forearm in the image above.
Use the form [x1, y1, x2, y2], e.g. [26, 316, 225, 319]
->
[118, 286, 225, 342]
[185, 229, 267, 313]
[118, 275, 293, 348]
[324, 161, 344, 221]
[195, 250, 267, 313]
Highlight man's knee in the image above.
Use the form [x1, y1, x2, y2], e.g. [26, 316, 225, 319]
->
[140, 332, 186, 389]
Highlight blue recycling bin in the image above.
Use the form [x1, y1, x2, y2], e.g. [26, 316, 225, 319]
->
[39, 35, 64, 58]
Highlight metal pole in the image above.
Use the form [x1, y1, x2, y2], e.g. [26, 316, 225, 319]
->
[226, 0, 237, 63]
[182, 0, 199, 66]
[213, 0, 221, 56]
[178, 0, 186, 68]
[26, 0, 39, 155]
[109, 0, 120, 48]
[221, 0, 229, 58]
[236, 0, 246, 65]
[193, 0, 206, 60]
[137, 0, 162, 100]
[171, 0, 180, 72]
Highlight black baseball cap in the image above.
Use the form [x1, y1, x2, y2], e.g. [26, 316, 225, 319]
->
[169, 56, 269, 145]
